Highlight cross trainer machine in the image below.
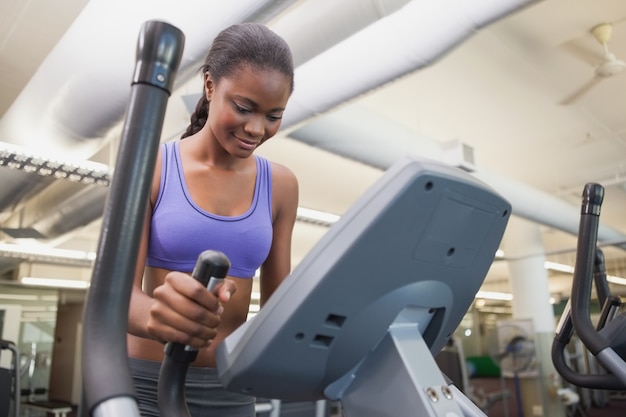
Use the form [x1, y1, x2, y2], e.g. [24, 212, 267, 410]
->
[552, 183, 626, 391]
[214, 156, 511, 417]
[80, 18, 513, 417]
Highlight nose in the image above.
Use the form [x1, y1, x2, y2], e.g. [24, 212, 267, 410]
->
[243, 115, 264, 138]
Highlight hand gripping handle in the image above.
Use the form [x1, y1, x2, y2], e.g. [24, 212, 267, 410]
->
[157, 250, 231, 417]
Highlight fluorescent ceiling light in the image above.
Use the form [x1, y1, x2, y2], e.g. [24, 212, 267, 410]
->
[475, 290, 513, 301]
[20, 305, 50, 312]
[21, 277, 90, 289]
[0, 242, 96, 261]
[0, 293, 39, 301]
[607, 275, 626, 286]
[21, 311, 58, 318]
[544, 261, 575, 274]
[545, 261, 626, 285]
[296, 207, 340, 226]
[21, 317, 56, 323]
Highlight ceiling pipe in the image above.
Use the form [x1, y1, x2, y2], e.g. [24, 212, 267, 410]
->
[0, 168, 54, 215]
[179, 0, 412, 118]
[281, 0, 540, 129]
[271, 0, 411, 66]
[29, 184, 110, 240]
[289, 106, 626, 249]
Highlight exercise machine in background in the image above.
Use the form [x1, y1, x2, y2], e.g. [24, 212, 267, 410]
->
[0, 340, 19, 417]
[552, 184, 626, 397]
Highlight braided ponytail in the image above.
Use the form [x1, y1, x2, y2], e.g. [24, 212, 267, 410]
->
[181, 95, 209, 139]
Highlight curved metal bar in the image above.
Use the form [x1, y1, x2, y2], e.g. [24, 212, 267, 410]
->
[81, 20, 184, 417]
[552, 183, 626, 389]
[570, 184, 606, 355]
[157, 251, 231, 417]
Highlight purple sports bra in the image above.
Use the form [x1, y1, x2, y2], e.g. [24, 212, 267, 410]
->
[145, 141, 273, 278]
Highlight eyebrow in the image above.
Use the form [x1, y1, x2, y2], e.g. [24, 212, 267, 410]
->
[234, 95, 285, 113]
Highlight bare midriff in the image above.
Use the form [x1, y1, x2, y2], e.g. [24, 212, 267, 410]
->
[127, 267, 253, 368]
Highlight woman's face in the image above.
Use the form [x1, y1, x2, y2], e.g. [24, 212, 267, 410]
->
[205, 65, 291, 158]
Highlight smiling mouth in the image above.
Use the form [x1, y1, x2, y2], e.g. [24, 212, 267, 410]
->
[235, 136, 259, 150]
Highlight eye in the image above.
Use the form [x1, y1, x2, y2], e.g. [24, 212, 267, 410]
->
[234, 103, 251, 114]
[266, 115, 282, 122]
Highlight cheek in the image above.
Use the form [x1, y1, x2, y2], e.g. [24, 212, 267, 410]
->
[265, 122, 281, 138]
[210, 104, 240, 130]
[220, 111, 240, 128]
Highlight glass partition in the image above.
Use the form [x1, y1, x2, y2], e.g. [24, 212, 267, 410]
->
[0, 282, 65, 400]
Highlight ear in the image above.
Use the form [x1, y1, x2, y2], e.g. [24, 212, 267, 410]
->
[204, 72, 214, 101]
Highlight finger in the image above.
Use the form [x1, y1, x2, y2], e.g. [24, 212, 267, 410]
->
[166, 272, 222, 312]
[152, 283, 221, 329]
[147, 298, 219, 347]
[215, 279, 236, 303]
[149, 282, 221, 345]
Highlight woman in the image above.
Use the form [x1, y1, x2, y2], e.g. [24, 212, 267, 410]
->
[127, 22, 298, 416]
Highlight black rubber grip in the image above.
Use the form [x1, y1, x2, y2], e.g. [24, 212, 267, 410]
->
[191, 250, 231, 286]
[133, 20, 185, 93]
[157, 251, 231, 417]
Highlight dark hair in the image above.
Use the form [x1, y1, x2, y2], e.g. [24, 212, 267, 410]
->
[181, 23, 294, 139]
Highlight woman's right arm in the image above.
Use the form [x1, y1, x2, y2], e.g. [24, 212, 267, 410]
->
[127, 145, 163, 340]
[126, 147, 235, 348]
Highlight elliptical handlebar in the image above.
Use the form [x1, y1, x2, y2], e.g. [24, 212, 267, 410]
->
[157, 250, 231, 417]
[551, 183, 626, 390]
[570, 183, 607, 356]
[593, 249, 611, 309]
[81, 20, 184, 417]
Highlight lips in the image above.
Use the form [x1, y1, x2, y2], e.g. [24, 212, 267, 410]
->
[235, 135, 260, 150]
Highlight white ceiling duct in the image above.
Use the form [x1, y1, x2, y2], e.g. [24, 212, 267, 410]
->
[179, 0, 413, 116]
[271, 0, 411, 66]
[282, 0, 540, 129]
[289, 106, 626, 249]
[0, 169, 54, 216]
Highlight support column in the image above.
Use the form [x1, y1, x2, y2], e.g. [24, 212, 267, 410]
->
[502, 216, 565, 417]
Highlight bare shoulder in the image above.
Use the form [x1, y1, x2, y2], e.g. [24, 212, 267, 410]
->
[268, 161, 299, 218]
[269, 161, 298, 193]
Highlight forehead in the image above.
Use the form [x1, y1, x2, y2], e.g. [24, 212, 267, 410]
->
[217, 65, 292, 108]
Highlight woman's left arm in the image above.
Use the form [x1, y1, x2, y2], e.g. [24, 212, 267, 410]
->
[259, 162, 299, 306]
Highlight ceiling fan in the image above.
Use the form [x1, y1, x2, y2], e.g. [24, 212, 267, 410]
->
[560, 22, 625, 105]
